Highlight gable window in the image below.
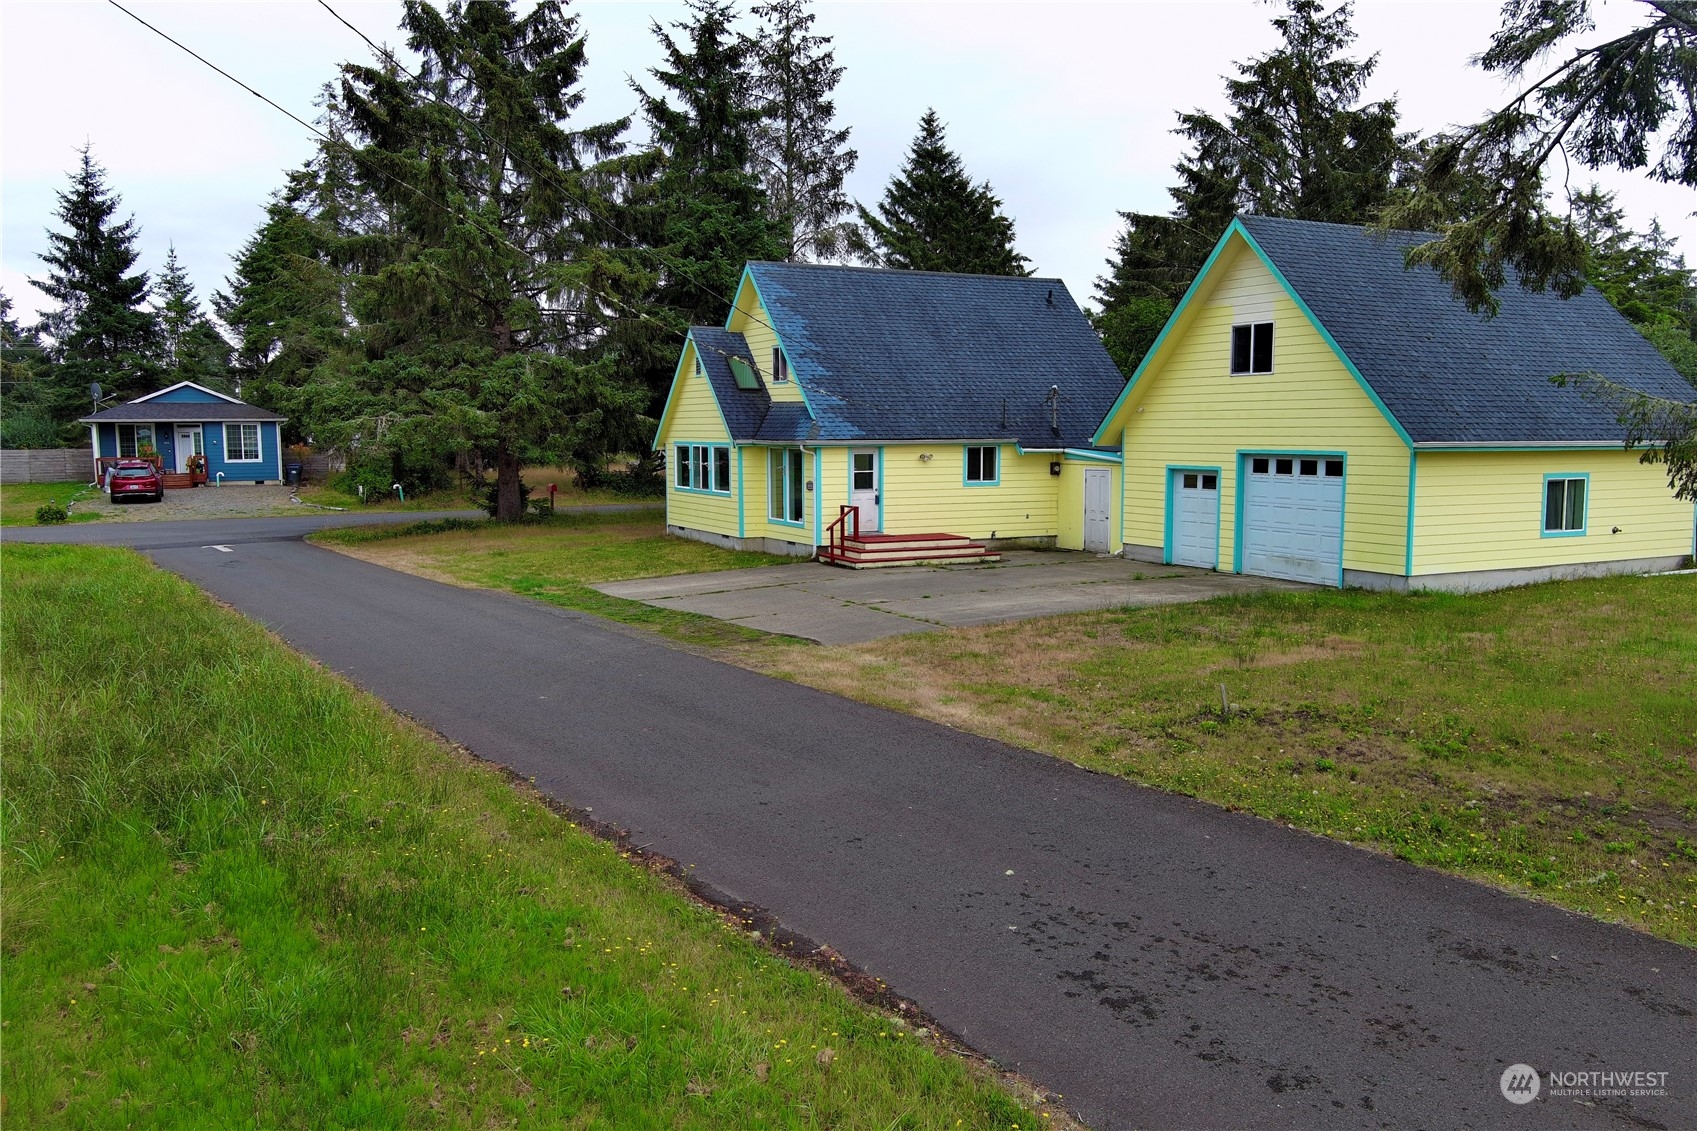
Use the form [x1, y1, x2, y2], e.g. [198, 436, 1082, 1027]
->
[116, 424, 155, 458]
[771, 347, 789, 383]
[1230, 322, 1274, 375]
[1543, 475, 1587, 535]
[674, 443, 732, 494]
[768, 448, 805, 523]
[964, 445, 999, 485]
[224, 422, 261, 462]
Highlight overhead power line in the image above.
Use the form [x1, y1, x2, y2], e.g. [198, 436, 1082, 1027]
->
[105, 0, 762, 371]
[312, 0, 787, 356]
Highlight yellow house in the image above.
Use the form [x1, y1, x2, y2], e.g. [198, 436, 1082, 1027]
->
[655, 263, 1127, 565]
[1093, 216, 1697, 591]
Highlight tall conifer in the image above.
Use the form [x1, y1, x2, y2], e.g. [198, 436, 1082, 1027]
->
[31, 145, 159, 407]
[749, 0, 857, 261]
[857, 110, 1029, 276]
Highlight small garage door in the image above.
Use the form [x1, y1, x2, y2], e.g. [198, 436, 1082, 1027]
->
[1170, 469, 1219, 568]
[1242, 455, 1344, 585]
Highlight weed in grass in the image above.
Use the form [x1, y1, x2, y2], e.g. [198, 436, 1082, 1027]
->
[1, 543, 1039, 1128]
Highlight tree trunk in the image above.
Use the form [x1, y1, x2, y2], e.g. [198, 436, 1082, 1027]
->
[495, 442, 524, 522]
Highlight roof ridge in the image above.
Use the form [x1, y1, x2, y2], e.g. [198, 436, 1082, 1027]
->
[1240, 213, 1438, 243]
[749, 261, 1069, 286]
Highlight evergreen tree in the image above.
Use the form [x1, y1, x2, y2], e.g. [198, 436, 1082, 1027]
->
[1096, 0, 1405, 374]
[634, 0, 789, 324]
[749, 0, 857, 261]
[31, 145, 159, 409]
[330, 0, 643, 521]
[856, 110, 1030, 275]
[154, 244, 231, 392]
[0, 291, 62, 449]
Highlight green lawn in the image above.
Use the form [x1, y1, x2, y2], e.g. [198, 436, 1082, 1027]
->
[296, 464, 657, 512]
[1, 543, 1041, 1128]
[0, 480, 101, 525]
[311, 510, 791, 648]
[748, 578, 1697, 945]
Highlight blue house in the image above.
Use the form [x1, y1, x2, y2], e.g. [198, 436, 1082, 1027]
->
[81, 381, 287, 485]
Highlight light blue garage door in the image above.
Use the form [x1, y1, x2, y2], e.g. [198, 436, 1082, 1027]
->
[1170, 469, 1219, 568]
[1242, 455, 1344, 585]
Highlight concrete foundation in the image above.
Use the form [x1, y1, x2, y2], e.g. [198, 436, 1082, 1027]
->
[668, 524, 815, 557]
[1347, 554, 1694, 594]
[1121, 542, 1165, 565]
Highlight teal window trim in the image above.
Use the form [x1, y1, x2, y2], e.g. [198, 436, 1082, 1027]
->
[963, 444, 1001, 486]
[671, 442, 734, 496]
[1163, 464, 1223, 568]
[1233, 448, 1350, 586]
[767, 447, 807, 526]
[1541, 472, 1590, 537]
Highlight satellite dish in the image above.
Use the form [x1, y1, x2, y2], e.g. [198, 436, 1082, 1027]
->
[90, 382, 103, 402]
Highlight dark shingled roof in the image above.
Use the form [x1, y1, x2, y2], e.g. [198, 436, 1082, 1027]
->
[726, 262, 1126, 449]
[1239, 215, 1695, 444]
[81, 401, 285, 424]
[688, 326, 769, 439]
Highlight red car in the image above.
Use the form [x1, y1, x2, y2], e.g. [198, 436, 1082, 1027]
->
[108, 460, 163, 503]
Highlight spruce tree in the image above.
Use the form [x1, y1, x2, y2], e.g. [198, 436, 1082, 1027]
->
[634, 0, 789, 324]
[1096, 0, 1405, 374]
[154, 245, 231, 392]
[31, 145, 159, 408]
[332, 0, 643, 521]
[749, 0, 857, 261]
[857, 110, 1030, 275]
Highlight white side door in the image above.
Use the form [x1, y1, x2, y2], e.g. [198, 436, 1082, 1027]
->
[1171, 470, 1220, 568]
[1242, 455, 1344, 585]
[174, 425, 203, 473]
[1083, 468, 1112, 553]
[849, 449, 880, 532]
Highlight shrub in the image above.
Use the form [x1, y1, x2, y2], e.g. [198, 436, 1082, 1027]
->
[34, 503, 68, 525]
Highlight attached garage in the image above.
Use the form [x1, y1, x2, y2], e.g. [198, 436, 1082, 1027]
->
[1240, 454, 1344, 585]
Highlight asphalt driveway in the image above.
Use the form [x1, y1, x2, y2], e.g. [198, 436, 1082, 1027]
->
[8, 517, 1695, 1130]
[598, 551, 1310, 643]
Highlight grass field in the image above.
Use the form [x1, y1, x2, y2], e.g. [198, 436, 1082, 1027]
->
[312, 510, 788, 649]
[0, 480, 102, 525]
[1, 543, 1043, 1128]
[744, 578, 1697, 945]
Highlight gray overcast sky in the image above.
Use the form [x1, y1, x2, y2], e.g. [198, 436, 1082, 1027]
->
[2, 0, 1691, 326]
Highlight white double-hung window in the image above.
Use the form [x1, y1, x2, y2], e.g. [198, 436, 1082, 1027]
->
[224, 422, 261, 462]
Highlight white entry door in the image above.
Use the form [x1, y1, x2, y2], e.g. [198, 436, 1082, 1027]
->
[1171, 469, 1219, 568]
[849, 449, 880, 532]
[174, 425, 203, 472]
[1242, 455, 1344, 585]
[1083, 468, 1112, 553]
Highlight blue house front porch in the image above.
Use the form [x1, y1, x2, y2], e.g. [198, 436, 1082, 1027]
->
[81, 381, 287, 487]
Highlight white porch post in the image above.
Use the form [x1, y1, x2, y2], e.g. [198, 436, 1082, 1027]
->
[88, 424, 99, 483]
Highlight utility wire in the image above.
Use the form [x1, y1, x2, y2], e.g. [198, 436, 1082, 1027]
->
[313, 0, 786, 360]
[106, 0, 759, 372]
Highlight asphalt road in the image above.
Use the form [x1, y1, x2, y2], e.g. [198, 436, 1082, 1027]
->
[9, 517, 1695, 1130]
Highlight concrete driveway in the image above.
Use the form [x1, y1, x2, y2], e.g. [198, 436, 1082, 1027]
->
[596, 550, 1311, 643]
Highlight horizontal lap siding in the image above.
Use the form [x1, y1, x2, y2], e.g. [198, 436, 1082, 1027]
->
[741, 446, 817, 546]
[729, 277, 806, 405]
[1119, 243, 1409, 574]
[1414, 450, 1695, 572]
[662, 343, 739, 539]
[881, 445, 1057, 539]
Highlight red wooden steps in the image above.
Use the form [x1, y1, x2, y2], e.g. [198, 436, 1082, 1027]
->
[818, 532, 1000, 569]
